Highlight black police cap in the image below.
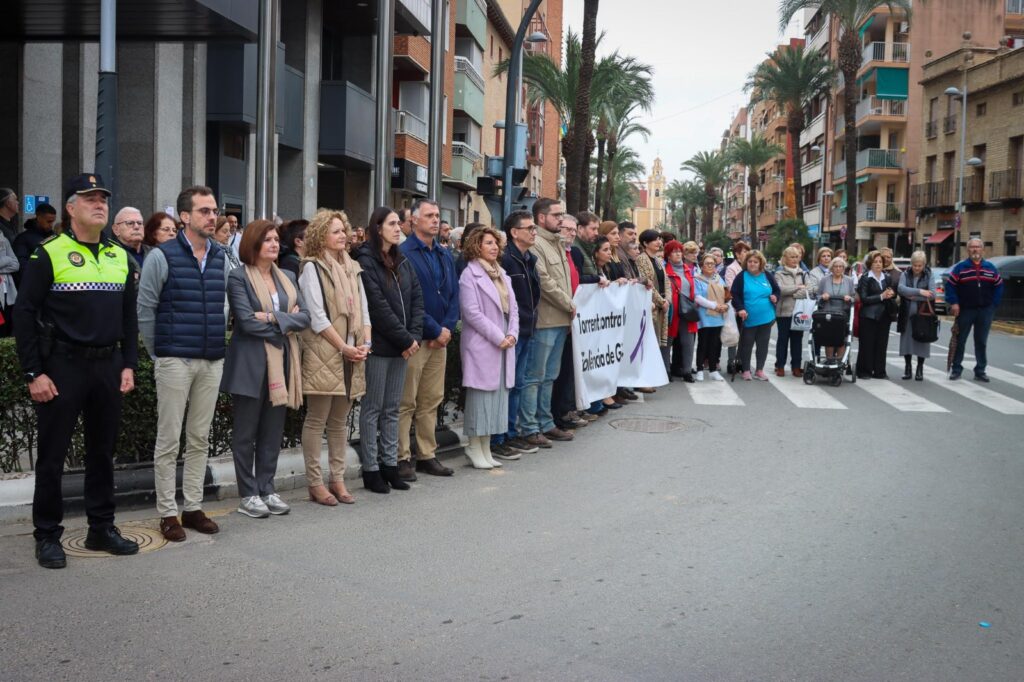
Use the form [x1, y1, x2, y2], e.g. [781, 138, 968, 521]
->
[64, 173, 112, 202]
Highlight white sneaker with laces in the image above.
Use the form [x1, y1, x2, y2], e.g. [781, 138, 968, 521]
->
[261, 493, 291, 515]
[237, 496, 271, 518]
[709, 371, 724, 381]
[695, 371, 704, 382]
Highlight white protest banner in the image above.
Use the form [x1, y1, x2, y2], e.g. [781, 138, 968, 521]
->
[571, 283, 668, 408]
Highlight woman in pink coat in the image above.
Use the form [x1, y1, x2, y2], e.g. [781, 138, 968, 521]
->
[459, 226, 519, 470]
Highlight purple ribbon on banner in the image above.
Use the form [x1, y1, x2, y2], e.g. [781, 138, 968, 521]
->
[630, 310, 647, 363]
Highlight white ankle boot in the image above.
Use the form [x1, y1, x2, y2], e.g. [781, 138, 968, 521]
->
[482, 438, 502, 467]
[464, 437, 492, 469]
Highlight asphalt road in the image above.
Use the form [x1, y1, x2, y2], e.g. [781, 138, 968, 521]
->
[1, 329, 1022, 681]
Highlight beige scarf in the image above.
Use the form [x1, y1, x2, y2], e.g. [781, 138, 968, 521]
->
[320, 252, 363, 332]
[478, 259, 509, 314]
[245, 264, 303, 408]
[696, 272, 726, 317]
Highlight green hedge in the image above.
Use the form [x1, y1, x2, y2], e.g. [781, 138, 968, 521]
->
[0, 329, 463, 474]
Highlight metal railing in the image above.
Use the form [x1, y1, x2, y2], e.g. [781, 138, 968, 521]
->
[801, 156, 823, 173]
[943, 114, 957, 134]
[925, 120, 938, 139]
[863, 41, 910, 63]
[393, 109, 428, 143]
[454, 55, 486, 91]
[859, 201, 902, 223]
[962, 174, 985, 204]
[990, 169, 1023, 201]
[855, 96, 906, 121]
[1008, 0, 1024, 14]
[857, 148, 904, 170]
[451, 140, 483, 163]
[909, 180, 955, 209]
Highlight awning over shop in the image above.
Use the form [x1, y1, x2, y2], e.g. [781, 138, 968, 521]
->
[925, 229, 954, 245]
[875, 67, 909, 100]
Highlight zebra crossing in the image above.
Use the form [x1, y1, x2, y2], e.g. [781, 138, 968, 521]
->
[674, 360, 1024, 416]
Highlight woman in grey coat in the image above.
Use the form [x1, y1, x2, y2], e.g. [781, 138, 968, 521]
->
[896, 251, 936, 381]
[222, 220, 310, 519]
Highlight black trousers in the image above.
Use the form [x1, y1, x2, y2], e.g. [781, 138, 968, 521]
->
[551, 332, 576, 422]
[696, 327, 723, 372]
[33, 350, 123, 541]
[856, 316, 891, 377]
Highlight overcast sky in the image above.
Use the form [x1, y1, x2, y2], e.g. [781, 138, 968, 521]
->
[561, 0, 805, 185]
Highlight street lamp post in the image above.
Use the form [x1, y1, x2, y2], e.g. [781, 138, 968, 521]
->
[501, 0, 544, 224]
[946, 34, 975, 262]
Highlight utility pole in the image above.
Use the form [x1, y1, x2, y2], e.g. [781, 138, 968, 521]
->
[95, 0, 118, 212]
[254, 0, 279, 219]
[501, 0, 544, 224]
[427, 0, 446, 200]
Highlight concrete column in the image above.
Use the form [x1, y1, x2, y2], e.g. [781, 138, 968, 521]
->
[246, 131, 256, 224]
[21, 44, 63, 207]
[183, 43, 207, 187]
[154, 43, 184, 213]
[302, 0, 322, 217]
[118, 44, 155, 214]
[79, 44, 99, 172]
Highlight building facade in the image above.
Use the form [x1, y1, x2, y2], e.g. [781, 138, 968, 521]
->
[912, 45, 1024, 265]
[630, 156, 667, 231]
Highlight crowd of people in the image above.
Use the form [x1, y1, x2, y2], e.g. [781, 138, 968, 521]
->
[3, 175, 1006, 569]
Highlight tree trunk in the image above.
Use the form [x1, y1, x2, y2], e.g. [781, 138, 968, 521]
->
[565, 0, 600, 214]
[602, 144, 617, 220]
[748, 176, 759, 246]
[562, 127, 578, 208]
[839, 32, 860, 254]
[689, 207, 697, 241]
[593, 137, 606, 217]
[580, 131, 596, 212]
[702, 185, 715, 240]
[787, 109, 805, 221]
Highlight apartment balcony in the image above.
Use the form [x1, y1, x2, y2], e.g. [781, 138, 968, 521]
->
[393, 109, 428, 143]
[807, 16, 830, 52]
[855, 96, 906, 121]
[862, 41, 910, 66]
[1009, 0, 1024, 31]
[455, 0, 487, 47]
[1008, 0, 1023, 15]
[834, 148, 904, 180]
[962, 174, 986, 206]
[909, 180, 955, 210]
[990, 169, 1024, 202]
[803, 204, 821, 227]
[925, 119, 938, 139]
[449, 141, 483, 189]
[858, 201, 903, 225]
[318, 81, 376, 166]
[453, 57, 485, 125]
[943, 114, 957, 135]
[801, 156, 823, 185]
[802, 110, 826, 141]
[395, 0, 431, 36]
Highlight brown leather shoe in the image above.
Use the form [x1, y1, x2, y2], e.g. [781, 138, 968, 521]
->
[415, 457, 454, 476]
[544, 427, 574, 441]
[397, 460, 418, 482]
[775, 367, 786, 377]
[159, 516, 186, 542]
[792, 368, 804, 378]
[181, 510, 219, 535]
[525, 433, 552, 449]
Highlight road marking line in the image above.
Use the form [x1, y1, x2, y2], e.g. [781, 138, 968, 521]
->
[887, 360, 1024, 415]
[979, 366, 1024, 391]
[853, 379, 948, 413]
[685, 380, 745, 406]
[766, 374, 847, 409]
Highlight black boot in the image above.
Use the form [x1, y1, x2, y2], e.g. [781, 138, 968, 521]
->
[902, 355, 912, 380]
[915, 358, 924, 381]
[380, 465, 411, 491]
[362, 469, 390, 494]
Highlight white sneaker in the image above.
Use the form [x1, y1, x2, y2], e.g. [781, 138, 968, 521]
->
[709, 371, 724, 381]
[695, 371, 704, 382]
[261, 493, 291, 515]
[237, 496, 270, 518]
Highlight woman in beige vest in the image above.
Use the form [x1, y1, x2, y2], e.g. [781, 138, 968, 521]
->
[298, 209, 371, 506]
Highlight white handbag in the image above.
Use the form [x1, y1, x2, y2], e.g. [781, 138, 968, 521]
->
[721, 304, 740, 347]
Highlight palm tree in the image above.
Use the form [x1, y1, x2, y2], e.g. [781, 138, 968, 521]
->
[665, 179, 707, 241]
[747, 43, 835, 222]
[597, 146, 646, 220]
[598, 101, 652, 219]
[564, 0, 601, 214]
[681, 150, 728, 240]
[779, 0, 917, 251]
[727, 134, 784, 244]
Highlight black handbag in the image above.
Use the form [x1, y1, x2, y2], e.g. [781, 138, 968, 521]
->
[911, 300, 940, 343]
[678, 293, 700, 322]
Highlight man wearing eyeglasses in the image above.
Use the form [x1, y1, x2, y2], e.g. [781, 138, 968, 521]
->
[111, 207, 151, 276]
[137, 186, 228, 541]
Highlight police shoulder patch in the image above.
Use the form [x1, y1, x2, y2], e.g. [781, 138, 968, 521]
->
[68, 251, 86, 267]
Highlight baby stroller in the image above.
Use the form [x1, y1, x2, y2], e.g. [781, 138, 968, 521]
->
[802, 300, 856, 387]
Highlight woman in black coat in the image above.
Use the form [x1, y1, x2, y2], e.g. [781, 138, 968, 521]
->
[855, 250, 898, 379]
[353, 207, 424, 494]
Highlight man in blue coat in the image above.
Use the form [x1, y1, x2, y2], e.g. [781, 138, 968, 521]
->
[945, 237, 1004, 382]
[397, 198, 460, 480]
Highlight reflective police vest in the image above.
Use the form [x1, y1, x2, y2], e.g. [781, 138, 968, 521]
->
[43, 233, 130, 293]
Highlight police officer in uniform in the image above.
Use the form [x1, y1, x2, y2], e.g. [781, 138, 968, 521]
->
[13, 173, 140, 569]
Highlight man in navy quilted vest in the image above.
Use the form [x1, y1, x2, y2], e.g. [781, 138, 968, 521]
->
[137, 186, 228, 542]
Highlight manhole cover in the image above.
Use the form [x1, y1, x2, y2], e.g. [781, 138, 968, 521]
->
[62, 525, 168, 558]
[609, 417, 689, 433]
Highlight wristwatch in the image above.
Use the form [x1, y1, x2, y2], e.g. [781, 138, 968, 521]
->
[24, 371, 40, 383]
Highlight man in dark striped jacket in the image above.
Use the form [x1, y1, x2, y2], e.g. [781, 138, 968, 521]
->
[945, 238, 1004, 382]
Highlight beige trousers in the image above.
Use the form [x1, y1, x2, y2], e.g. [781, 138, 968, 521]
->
[398, 343, 447, 462]
[301, 394, 352, 487]
[152, 357, 224, 517]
